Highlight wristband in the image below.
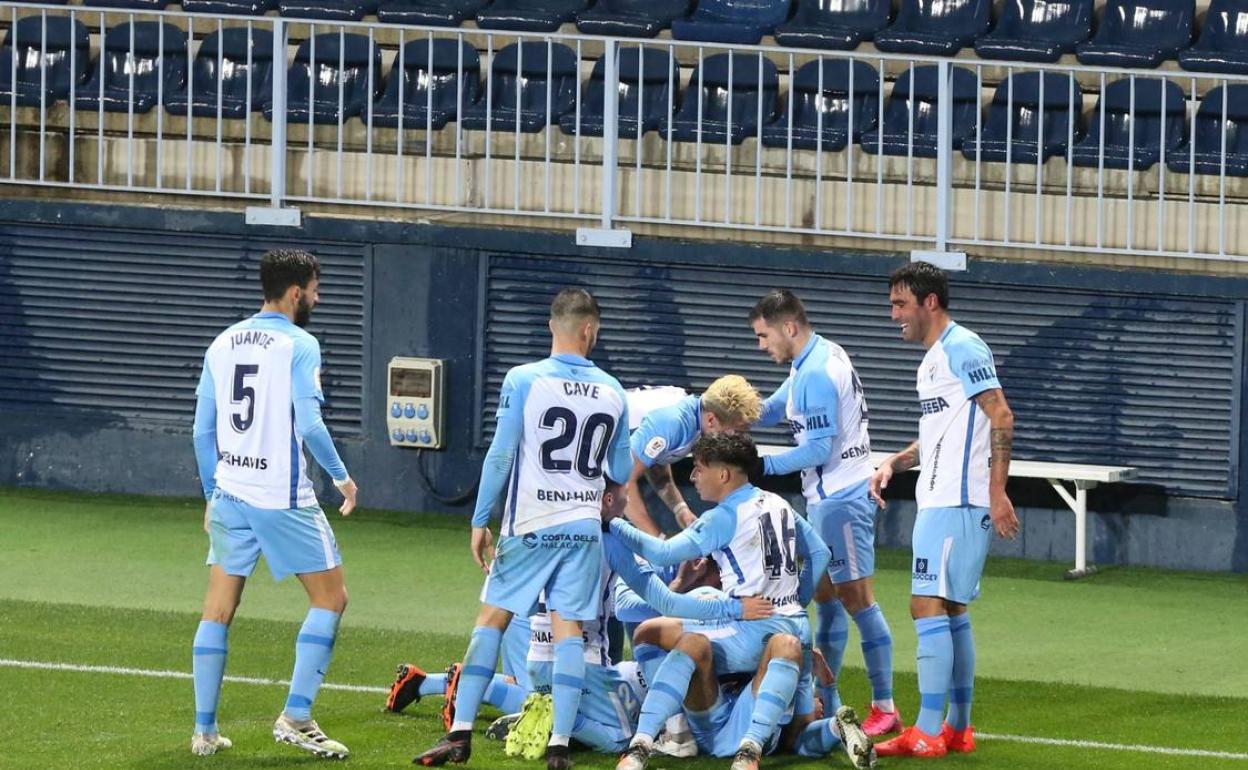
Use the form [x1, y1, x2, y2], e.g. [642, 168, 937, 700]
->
[333, 476, 353, 489]
[673, 502, 691, 514]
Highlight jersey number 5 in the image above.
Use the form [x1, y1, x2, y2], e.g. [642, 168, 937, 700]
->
[230, 364, 260, 433]
[539, 407, 616, 479]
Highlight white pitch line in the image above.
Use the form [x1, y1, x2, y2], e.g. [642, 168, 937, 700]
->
[2, 658, 1246, 761]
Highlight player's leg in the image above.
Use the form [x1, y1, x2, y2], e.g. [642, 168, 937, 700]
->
[618, 632, 717, 770]
[940, 506, 991, 753]
[732, 633, 802, 769]
[808, 498, 851, 712]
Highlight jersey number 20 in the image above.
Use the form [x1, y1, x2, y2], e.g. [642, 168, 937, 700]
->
[539, 407, 616, 479]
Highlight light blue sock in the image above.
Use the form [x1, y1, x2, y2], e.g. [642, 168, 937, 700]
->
[573, 713, 629, 753]
[853, 603, 895, 706]
[450, 625, 503, 730]
[914, 616, 953, 736]
[551, 637, 586, 745]
[634, 643, 665, 693]
[192, 620, 228, 734]
[419, 672, 448, 698]
[636, 649, 696, 741]
[947, 614, 975, 730]
[815, 599, 849, 711]
[284, 608, 340, 722]
[486, 673, 529, 714]
[742, 658, 801, 748]
[795, 718, 842, 757]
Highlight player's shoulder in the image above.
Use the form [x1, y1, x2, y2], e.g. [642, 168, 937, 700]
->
[940, 323, 994, 367]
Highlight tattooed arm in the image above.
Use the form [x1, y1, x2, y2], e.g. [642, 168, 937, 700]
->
[975, 388, 1019, 539]
[868, 440, 920, 508]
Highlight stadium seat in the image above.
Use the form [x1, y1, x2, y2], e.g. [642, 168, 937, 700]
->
[371, 38, 479, 129]
[1069, 78, 1186, 170]
[75, 22, 187, 115]
[180, 0, 279, 13]
[558, 46, 676, 138]
[264, 33, 382, 125]
[575, 0, 692, 38]
[279, 0, 378, 21]
[1178, 0, 1248, 74]
[376, 0, 489, 26]
[460, 41, 578, 132]
[669, 0, 792, 44]
[475, 0, 588, 32]
[860, 65, 978, 157]
[1075, 0, 1194, 68]
[164, 27, 273, 119]
[973, 0, 1092, 63]
[773, 0, 891, 51]
[760, 59, 878, 150]
[0, 15, 90, 107]
[1166, 85, 1248, 176]
[660, 52, 780, 144]
[961, 72, 1084, 164]
[80, 0, 169, 9]
[872, 0, 990, 55]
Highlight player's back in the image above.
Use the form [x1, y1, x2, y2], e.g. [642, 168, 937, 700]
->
[199, 312, 319, 509]
[709, 486, 805, 618]
[789, 335, 872, 500]
[502, 355, 627, 536]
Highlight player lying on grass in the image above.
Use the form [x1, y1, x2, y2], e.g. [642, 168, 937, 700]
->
[624, 376, 763, 536]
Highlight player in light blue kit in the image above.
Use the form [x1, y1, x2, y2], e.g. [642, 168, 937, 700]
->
[748, 289, 899, 736]
[415, 289, 632, 770]
[871, 261, 1019, 758]
[190, 249, 359, 759]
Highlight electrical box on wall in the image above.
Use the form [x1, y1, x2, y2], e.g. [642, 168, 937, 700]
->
[386, 357, 445, 449]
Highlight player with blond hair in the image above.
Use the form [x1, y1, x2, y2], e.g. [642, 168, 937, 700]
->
[624, 374, 763, 535]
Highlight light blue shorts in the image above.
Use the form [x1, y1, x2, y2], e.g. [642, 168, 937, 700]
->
[911, 506, 992, 605]
[206, 489, 341, 581]
[482, 519, 604, 622]
[681, 615, 812, 679]
[687, 682, 782, 758]
[808, 480, 878, 584]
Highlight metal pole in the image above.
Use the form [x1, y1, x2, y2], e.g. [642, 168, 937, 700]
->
[600, 39, 619, 230]
[269, 18, 289, 208]
[935, 59, 952, 251]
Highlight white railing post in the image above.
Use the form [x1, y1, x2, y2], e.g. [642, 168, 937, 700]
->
[576, 38, 631, 248]
[911, 59, 965, 270]
[247, 17, 299, 226]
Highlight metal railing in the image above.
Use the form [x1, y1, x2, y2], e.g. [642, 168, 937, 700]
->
[2, 0, 1247, 261]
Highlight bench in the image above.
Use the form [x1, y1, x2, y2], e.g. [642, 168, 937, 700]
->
[757, 445, 1136, 579]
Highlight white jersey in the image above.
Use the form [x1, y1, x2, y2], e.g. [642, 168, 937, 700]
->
[625, 386, 688, 430]
[489, 354, 631, 536]
[197, 312, 322, 509]
[915, 322, 1002, 510]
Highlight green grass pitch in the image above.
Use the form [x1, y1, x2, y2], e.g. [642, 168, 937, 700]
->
[1, 488, 1246, 769]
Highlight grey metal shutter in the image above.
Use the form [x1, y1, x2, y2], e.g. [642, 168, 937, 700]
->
[0, 224, 364, 435]
[481, 254, 1238, 498]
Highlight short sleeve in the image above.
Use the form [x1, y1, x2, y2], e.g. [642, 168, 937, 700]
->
[945, 333, 1001, 399]
[683, 505, 737, 555]
[195, 353, 215, 400]
[791, 367, 840, 441]
[629, 406, 683, 468]
[291, 335, 324, 402]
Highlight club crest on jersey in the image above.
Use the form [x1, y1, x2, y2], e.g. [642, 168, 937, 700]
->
[644, 436, 668, 459]
[981, 514, 992, 531]
[522, 532, 539, 549]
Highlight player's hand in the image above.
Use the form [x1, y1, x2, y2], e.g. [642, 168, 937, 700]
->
[739, 596, 774, 620]
[990, 493, 1020, 539]
[471, 526, 495, 574]
[868, 464, 893, 509]
[811, 648, 835, 688]
[334, 477, 358, 516]
[203, 501, 212, 533]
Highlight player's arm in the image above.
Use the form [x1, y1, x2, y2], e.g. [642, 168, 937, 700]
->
[793, 513, 831, 606]
[645, 463, 696, 529]
[624, 407, 687, 534]
[613, 576, 659, 624]
[763, 369, 839, 476]
[469, 370, 528, 572]
[976, 387, 1019, 539]
[624, 454, 665, 537]
[606, 393, 633, 485]
[755, 376, 792, 427]
[291, 339, 355, 515]
[607, 506, 732, 567]
[192, 361, 218, 532]
[869, 440, 920, 508]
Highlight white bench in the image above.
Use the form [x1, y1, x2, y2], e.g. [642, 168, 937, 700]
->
[757, 446, 1136, 579]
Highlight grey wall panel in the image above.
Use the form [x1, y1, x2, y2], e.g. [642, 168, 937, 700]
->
[482, 255, 1238, 498]
[0, 223, 365, 434]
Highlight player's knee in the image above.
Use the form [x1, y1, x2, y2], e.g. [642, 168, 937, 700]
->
[836, 581, 873, 615]
[674, 632, 712, 664]
[767, 633, 802, 662]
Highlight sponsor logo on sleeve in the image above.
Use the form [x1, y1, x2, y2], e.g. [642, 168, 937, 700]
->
[644, 436, 668, 459]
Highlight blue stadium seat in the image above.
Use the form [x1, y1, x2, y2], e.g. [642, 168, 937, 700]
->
[0, 15, 90, 107]
[1069, 78, 1185, 170]
[860, 65, 978, 157]
[974, 0, 1092, 63]
[760, 59, 878, 150]
[872, 0, 990, 55]
[371, 39, 479, 129]
[376, 0, 489, 26]
[1076, 0, 1194, 68]
[1178, 0, 1248, 74]
[81, 0, 169, 9]
[1166, 85, 1248, 175]
[660, 52, 779, 144]
[475, 0, 588, 32]
[559, 46, 676, 138]
[279, 0, 378, 21]
[460, 41, 578, 132]
[961, 72, 1083, 164]
[575, 0, 692, 38]
[264, 33, 382, 125]
[165, 27, 274, 119]
[670, 0, 792, 44]
[773, 0, 891, 51]
[181, 0, 279, 14]
[75, 22, 187, 115]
